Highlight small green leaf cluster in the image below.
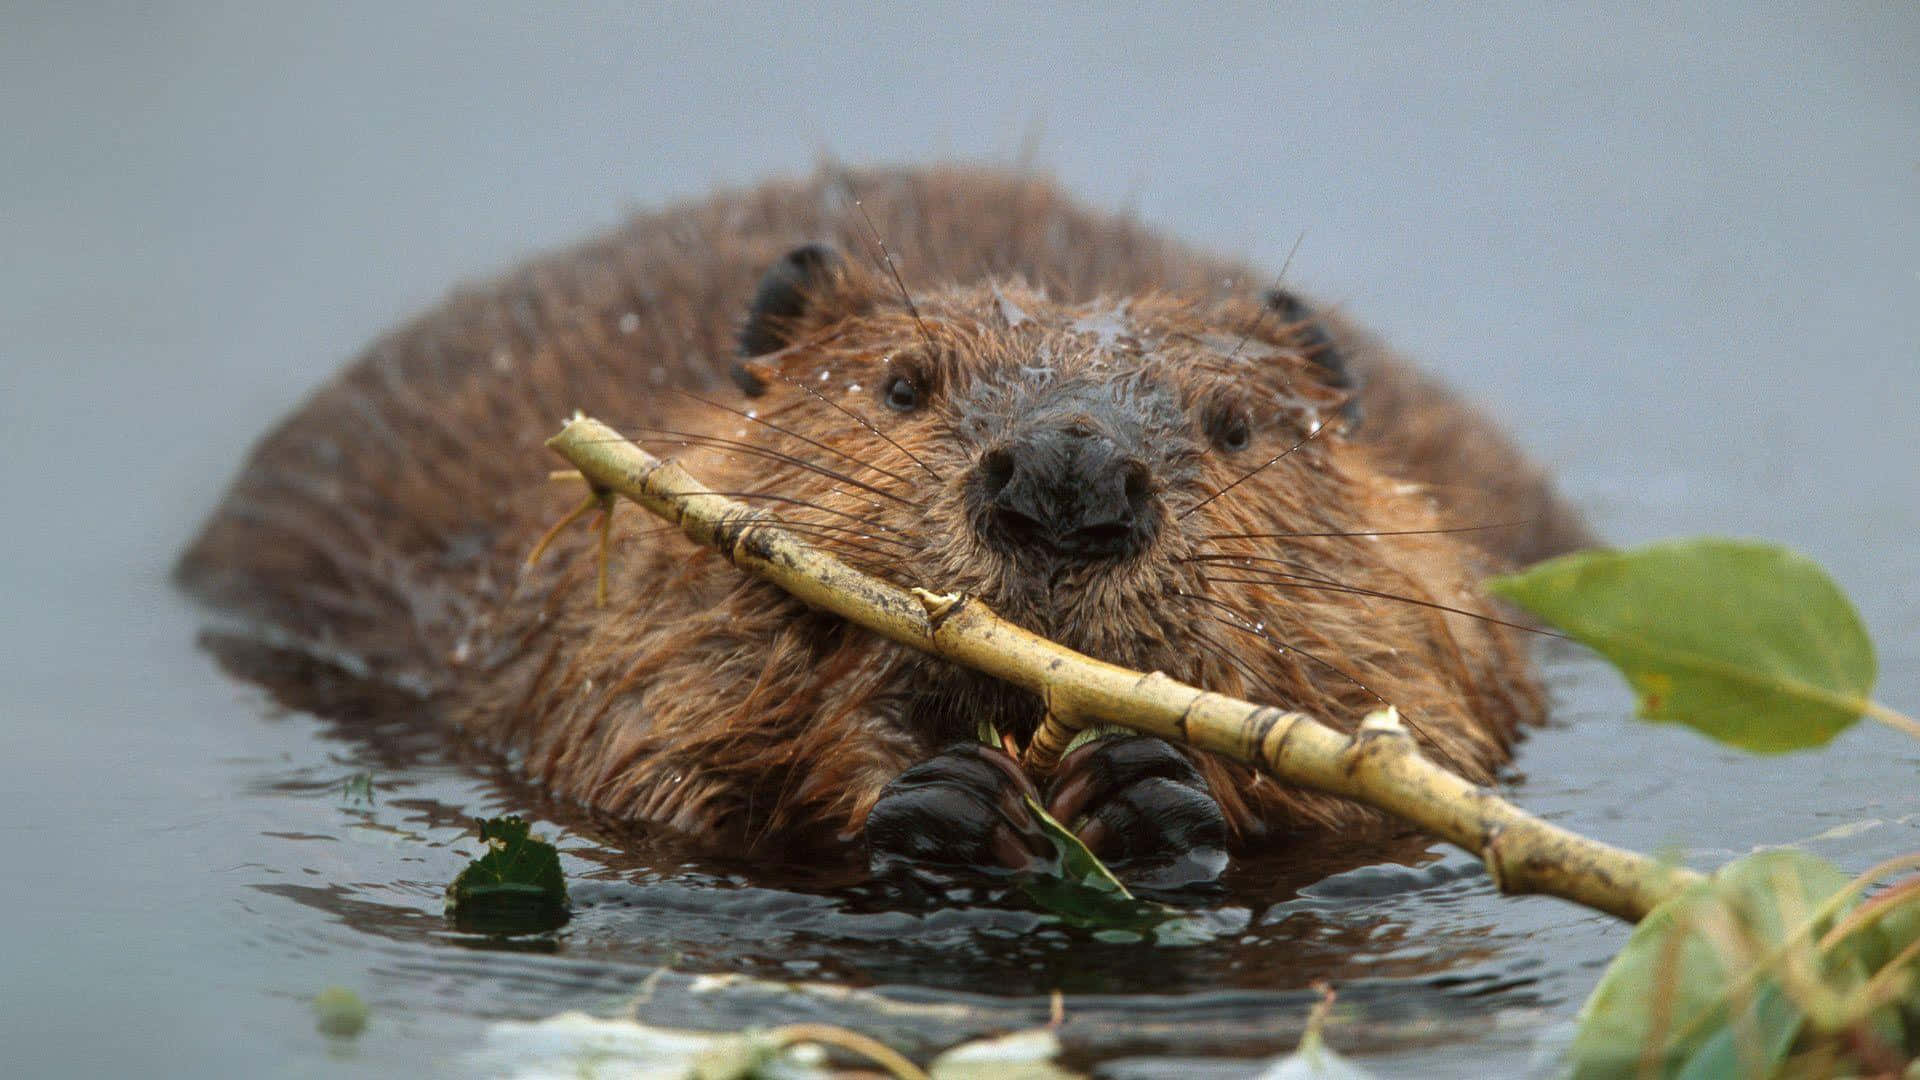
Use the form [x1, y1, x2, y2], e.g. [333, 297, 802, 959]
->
[444, 816, 570, 935]
[1568, 850, 1919, 1078]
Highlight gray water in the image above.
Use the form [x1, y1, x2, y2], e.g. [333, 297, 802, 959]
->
[4, 4, 1916, 1077]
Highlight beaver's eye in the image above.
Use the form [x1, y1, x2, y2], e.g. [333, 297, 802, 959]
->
[1208, 408, 1252, 453]
[883, 375, 921, 413]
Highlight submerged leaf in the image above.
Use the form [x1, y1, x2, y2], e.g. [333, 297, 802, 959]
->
[445, 816, 570, 935]
[1488, 539, 1876, 752]
[1017, 797, 1213, 943]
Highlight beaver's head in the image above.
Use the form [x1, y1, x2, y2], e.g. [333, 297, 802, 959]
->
[722, 243, 1420, 745]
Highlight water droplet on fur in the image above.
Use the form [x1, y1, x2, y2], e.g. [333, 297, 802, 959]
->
[818, 369, 832, 382]
[617, 312, 640, 334]
[744, 409, 758, 420]
[846, 382, 862, 393]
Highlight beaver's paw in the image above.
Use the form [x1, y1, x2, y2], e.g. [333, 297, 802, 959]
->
[1043, 736, 1230, 890]
[866, 743, 1053, 877]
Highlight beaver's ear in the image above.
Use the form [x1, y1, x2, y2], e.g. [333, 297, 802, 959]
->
[1264, 287, 1361, 425]
[733, 243, 846, 396]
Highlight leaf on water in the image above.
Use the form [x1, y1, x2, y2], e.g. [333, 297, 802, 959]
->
[467, 1013, 806, 1079]
[1488, 539, 1876, 752]
[339, 771, 375, 806]
[929, 1029, 1075, 1080]
[1017, 797, 1214, 944]
[444, 816, 570, 935]
[312, 985, 368, 1039]
[1564, 848, 1920, 1079]
[1251, 984, 1376, 1080]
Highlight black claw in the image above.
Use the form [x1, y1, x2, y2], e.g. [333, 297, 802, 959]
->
[1044, 736, 1229, 890]
[866, 743, 1051, 877]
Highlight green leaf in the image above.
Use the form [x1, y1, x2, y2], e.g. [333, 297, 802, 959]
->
[1567, 849, 1854, 1079]
[1670, 981, 1800, 1080]
[444, 816, 570, 935]
[1028, 797, 1132, 898]
[1487, 539, 1876, 752]
[1016, 797, 1212, 943]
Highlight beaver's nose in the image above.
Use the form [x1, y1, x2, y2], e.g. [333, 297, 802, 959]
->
[976, 426, 1155, 558]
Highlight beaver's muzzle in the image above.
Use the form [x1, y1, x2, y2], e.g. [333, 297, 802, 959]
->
[974, 406, 1157, 560]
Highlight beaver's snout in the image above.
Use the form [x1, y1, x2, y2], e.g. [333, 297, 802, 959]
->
[974, 420, 1156, 560]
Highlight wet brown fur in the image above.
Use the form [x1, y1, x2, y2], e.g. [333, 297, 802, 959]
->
[178, 165, 1591, 859]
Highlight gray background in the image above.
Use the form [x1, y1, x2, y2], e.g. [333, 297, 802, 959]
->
[3, 4, 1916, 1075]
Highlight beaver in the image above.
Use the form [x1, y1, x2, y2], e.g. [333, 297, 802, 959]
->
[177, 165, 1589, 885]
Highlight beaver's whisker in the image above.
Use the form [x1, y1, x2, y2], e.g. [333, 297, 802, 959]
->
[1188, 624, 1270, 698]
[1181, 589, 1400, 716]
[1199, 520, 1537, 543]
[773, 370, 945, 483]
[852, 197, 938, 355]
[1188, 604, 1389, 710]
[662, 388, 917, 487]
[1192, 569, 1562, 639]
[1185, 554, 1380, 611]
[1177, 418, 1329, 521]
[1183, 591, 1465, 773]
[1182, 551, 1356, 587]
[623, 426, 917, 507]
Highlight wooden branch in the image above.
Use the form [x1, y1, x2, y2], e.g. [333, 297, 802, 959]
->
[548, 415, 1704, 922]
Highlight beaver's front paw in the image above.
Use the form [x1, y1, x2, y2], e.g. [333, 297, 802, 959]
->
[866, 743, 1053, 876]
[1043, 736, 1229, 890]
